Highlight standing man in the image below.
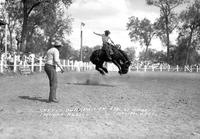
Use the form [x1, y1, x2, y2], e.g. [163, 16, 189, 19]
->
[44, 42, 64, 103]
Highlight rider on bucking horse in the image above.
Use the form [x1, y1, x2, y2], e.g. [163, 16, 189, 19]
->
[93, 30, 115, 60]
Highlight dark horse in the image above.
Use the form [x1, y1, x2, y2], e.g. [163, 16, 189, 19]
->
[90, 45, 131, 75]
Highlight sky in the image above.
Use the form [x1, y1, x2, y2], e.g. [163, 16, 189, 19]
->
[67, 0, 163, 56]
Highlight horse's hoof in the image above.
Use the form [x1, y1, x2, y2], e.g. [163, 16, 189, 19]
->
[100, 72, 105, 75]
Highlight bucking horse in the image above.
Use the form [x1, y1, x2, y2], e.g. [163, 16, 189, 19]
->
[90, 44, 131, 75]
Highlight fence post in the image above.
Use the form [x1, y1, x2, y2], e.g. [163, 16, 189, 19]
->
[67, 60, 70, 70]
[197, 66, 199, 73]
[39, 57, 42, 72]
[152, 65, 154, 72]
[136, 63, 139, 72]
[176, 65, 179, 72]
[31, 56, 34, 72]
[83, 62, 85, 71]
[160, 64, 162, 72]
[23, 56, 26, 68]
[0, 55, 3, 73]
[168, 65, 170, 72]
[86, 62, 88, 70]
[71, 60, 74, 71]
[13, 55, 17, 72]
[74, 61, 78, 72]
[89, 62, 94, 70]
[184, 65, 192, 72]
[144, 65, 147, 72]
[63, 59, 66, 68]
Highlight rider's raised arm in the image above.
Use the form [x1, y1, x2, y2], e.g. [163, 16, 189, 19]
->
[93, 32, 103, 36]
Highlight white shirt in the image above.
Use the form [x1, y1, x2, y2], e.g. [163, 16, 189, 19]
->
[45, 47, 61, 66]
[101, 35, 110, 44]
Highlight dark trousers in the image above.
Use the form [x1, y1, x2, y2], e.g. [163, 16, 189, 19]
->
[44, 64, 57, 100]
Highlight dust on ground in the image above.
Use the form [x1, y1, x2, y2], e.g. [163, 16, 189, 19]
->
[0, 71, 200, 139]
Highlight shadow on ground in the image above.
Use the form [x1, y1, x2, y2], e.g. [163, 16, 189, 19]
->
[66, 79, 115, 87]
[18, 96, 49, 103]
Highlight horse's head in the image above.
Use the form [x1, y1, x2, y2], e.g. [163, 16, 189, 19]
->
[120, 61, 131, 74]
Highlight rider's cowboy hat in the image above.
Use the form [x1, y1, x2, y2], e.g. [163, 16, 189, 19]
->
[104, 30, 110, 34]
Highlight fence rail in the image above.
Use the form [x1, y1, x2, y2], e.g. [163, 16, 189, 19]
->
[0, 54, 95, 74]
[0, 53, 199, 74]
[130, 64, 199, 73]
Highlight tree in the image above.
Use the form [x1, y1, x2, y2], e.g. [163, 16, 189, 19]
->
[146, 0, 186, 63]
[178, 0, 200, 65]
[127, 16, 156, 60]
[70, 49, 79, 61]
[59, 41, 73, 59]
[0, 16, 6, 52]
[81, 46, 93, 62]
[26, 4, 73, 54]
[124, 47, 136, 61]
[170, 40, 199, 66]
[22, 0, 72, 52]
[0, 1, 21, 51]
[1, 0, 72, 53]
[3, 0, 72, 52]
[139, 48, 166, 63]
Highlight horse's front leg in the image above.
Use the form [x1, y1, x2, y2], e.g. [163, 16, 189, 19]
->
[96, 65, 105, 75]
[112, 60, 122, 74]
[101, 66, 108, 73]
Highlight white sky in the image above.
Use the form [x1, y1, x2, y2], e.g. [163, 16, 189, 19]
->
[67, 0, 165, 56]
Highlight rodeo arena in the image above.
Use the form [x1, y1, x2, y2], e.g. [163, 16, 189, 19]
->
[1, 51, 200, 74]
[0, 2, 200, 139]
[1, 49, 200, 139]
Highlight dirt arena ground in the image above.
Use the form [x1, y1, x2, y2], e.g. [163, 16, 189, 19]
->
[0, 71, 200, 139]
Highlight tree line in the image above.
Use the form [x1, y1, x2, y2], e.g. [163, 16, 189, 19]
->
[1, 0, 199, 65]
[127, 0, 200, 66]
[0, 0, 136, 62]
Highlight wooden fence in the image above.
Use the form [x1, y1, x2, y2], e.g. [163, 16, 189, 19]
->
[0, 54, 199, 74]
[130, 64, 199, 73]
[0, 54, 95, 74]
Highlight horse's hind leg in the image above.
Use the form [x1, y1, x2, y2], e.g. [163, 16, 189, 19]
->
[102, 67, 108, 73]
[96, 65, 105, 75]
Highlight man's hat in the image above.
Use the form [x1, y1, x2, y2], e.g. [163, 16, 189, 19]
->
[52, 41, 62, 48]
[104, 30, 110, 34]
